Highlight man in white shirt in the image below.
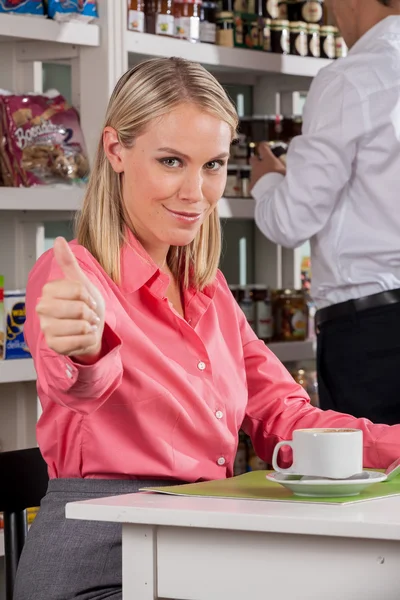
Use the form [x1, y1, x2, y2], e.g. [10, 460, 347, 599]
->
[251, 0, 400, 424]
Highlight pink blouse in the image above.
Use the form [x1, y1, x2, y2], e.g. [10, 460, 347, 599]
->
[25, 231, 400, 480]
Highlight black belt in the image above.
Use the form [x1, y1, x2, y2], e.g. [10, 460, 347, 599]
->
[315, 288, 400, 328]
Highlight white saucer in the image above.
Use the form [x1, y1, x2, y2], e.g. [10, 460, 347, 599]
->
[266, 471, 387, 498]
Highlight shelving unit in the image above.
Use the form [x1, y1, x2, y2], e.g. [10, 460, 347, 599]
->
[126, 31, 332, 76]
[0, 359, 37, 385]
[0, 13, 100, 46]
[0, 532, 3, 559]
[0, 186, 84, 212]
[0, 340, 316, 386]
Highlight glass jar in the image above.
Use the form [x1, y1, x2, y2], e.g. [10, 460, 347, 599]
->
[128, 0, 146, 32]
[263, 17, 271, 51]
[270, 19, 290, 54]
[289, 21, 308, 56]
[264, 0, 279, 19]
[225, 168, 240, 197]
[174, 0, 200, 41]
[335, 30, 348, 58]
[216, 10, 235, 47]
[252, 284, 273, 342]
[273, 289, 308, 342]
[155, 0, 174, 36]
[307, 22, 320, 57]
[320, 24, 336, 58]
[298, 0, 323, 25]
[238, 286, 256, 332]
[240, 169, 251, 198]
[199, 1, 217, 43]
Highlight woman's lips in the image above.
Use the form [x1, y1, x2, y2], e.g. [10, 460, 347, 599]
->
[164, 206, 203, 222]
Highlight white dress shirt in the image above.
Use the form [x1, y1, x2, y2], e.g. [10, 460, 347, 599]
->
[252, 16, 400, 309]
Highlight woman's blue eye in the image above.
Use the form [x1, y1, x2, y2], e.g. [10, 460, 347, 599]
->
[205, 160, 224, 171]
[160, 158, 181, 168]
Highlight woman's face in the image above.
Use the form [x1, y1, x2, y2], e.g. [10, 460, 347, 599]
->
[104, 103, 232, 262]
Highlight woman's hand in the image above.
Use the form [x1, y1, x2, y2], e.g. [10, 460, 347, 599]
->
[36, 237, 105, 360]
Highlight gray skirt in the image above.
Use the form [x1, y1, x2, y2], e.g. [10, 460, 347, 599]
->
[13, 478, 181, 600]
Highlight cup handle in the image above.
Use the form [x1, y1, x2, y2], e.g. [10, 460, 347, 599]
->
[272, 441, 294, 473]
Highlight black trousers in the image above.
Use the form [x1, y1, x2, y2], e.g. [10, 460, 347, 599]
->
[317, 301, 400, 425]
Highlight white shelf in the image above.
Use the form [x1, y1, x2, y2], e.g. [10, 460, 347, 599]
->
[268, 340, 316, 363]
[0, 359, 36, 384]
[0, 343, 315, 385]
[127, 32, 332, 77]
[0, 13, 99, 46]
[0, 186, 84, 211]
[0, 188, 252, 218]
[219, 197, 254, 219]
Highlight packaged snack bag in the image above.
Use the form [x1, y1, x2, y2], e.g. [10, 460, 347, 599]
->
[4, 290, 32, 359]
[0, 90, 89, 187]
[0, 0, 44, 15]
[45, 0, 98, 23]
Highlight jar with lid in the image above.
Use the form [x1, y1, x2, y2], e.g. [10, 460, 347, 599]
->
[273, 288, 308, 342]
[155, 0, 174, 36]
[225, 167, 241, 197]
[243, 13, 263, 50]
[199, 1, 217, 43]
[307, 22, 320, 57]
[277, 0, 288, 19]
[252, 284, 273, 342]
[298, 0, 323, 25]
[270, 20, 290, 54]
[320, 24, 336, 58]
[264, 0, 279, 19]
[238, 286, 256, 332]
[216, 10, 235, 47]
[263, 17, 271, 51]
[335, 29, 348, 58]
[289, 21, 307, 56]
[128, 0, 146, 32]
[174, 0, 201, 41]
[240, 169, 251, 198]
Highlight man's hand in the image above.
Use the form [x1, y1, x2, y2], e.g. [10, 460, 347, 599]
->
[250, 142, 287, 191]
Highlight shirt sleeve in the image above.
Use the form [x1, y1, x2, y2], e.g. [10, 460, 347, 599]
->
[237, 303, 400, 469]
[252, 66, 365, 248]
[25, 249, 124, 415]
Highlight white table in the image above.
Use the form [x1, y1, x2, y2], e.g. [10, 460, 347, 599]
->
[66, 492, 400, 600]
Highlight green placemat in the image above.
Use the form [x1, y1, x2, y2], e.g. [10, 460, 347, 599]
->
[141, 470, 400, 505]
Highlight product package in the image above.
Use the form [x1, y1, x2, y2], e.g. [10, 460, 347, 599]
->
[0, 0, 44, 15]
[4, 290, 31, 360]
[0, 276, 5, 361]
[45, 0, 98, 22]
[0, 90, 89, 187]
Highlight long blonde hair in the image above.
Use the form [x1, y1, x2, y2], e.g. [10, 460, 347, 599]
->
[76, 57, 238, 289]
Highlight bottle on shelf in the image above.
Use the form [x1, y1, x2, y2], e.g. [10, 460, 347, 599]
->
[128, 0, 146, 32]
[145, 0, 157, 33]
[175, 0, 201, 41]
[199, 1, 217, 43]
[155, 0, 175, 36]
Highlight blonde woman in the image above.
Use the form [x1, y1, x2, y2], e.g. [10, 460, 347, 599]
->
[15, 58, 400, 600]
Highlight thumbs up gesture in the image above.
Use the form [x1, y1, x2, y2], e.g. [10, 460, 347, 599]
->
[36, 237, 105, 359]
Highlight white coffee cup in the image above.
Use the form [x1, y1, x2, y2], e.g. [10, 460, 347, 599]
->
[272, 428, 363, 479]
